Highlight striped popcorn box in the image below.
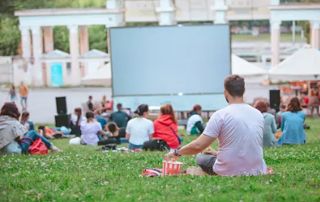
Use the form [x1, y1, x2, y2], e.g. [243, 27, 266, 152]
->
[162, 160, 183, 176]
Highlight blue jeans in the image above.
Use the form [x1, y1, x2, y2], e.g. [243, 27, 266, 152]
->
[20, 96, 27, 109]
[20, 130, 52, 153]
[128, 143, 143, 150]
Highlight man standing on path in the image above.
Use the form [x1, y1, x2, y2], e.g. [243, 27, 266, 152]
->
[19, 82, 29, 111]
[166, 75, 267, 176]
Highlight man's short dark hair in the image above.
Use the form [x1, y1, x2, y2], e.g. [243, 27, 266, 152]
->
[117, 103, 122, 110]
[224, 75, 245, 97]
[86, 111, 94, 119]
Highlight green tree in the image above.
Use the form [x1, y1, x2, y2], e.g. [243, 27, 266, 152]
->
[53, 26, 69, 52]
[0, 18, 20, 56]
[89, 25, 107, 52]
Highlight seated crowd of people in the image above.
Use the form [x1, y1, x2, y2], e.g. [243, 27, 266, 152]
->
[73, 99, 183, 151]
[0, 75, 311, 176]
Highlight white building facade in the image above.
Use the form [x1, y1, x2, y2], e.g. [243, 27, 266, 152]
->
[15, 0, 320, 86]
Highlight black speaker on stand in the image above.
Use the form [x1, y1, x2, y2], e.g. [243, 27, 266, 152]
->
[269, 90, 281, 112]
[55, 96, 70, 127]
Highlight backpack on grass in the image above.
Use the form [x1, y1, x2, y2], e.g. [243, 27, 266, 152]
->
[28, 138, 48, 155]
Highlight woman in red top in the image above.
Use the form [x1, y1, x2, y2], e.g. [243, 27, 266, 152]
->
[153, 104, 180, 149]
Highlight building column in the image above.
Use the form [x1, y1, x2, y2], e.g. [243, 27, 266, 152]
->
[310, 21, 320, 50]
[68, 25, 81, 85]
[43, 26, 54, 86]
[79, 26, 89, 55]
[106, 0, 122, 9]
[106, 0, 125, 27]
[20, 26, 31, 62]
[212, 0, 228, 24]
[271, 20, 281, 67]
[31, 26, 44, 86]
[79, 26, 89, 77]
[43, 27, 54, 53]
[270, 0, 280, 6]
[156, 0, 176, 25]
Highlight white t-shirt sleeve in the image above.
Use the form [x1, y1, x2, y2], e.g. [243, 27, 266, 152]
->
[148, 121, 154, 135]
[97, 122, 102, 131]
[126, 120, 131, 134]
[203, 111, 223, 138]
[80, 122, 85, 130]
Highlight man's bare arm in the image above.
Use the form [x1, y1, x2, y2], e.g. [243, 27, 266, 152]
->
[178, 134, 216, 156]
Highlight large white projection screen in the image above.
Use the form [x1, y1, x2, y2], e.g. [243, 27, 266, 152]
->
[110, 25, 231, 111]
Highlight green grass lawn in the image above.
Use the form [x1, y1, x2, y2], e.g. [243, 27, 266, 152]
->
[1, 118, 319, 202]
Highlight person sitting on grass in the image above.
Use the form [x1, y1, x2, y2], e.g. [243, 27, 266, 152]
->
[126, 104, 154, 150]
[278, 97, 306, 145]
[95, 109, 107, 129]
[166, 75, 267, 176]
[144, 104, 180, 151]
[70, 107, 86, 137]
[186, 104, 204, 135]
[0, 102, 60, 154]
[275, 104, 286, 129]
[97, 122, 127, 145]
[109, 103, 131, 129]
[80, 111, 108, 146]
[20, 111, 35, 131]
[37, 125, 67, 139]
[254, 100, 277, 147]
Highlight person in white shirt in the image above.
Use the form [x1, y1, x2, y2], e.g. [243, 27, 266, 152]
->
[80, 111, 107, 145]
[166, 75, 267, 176]
[186, 104, 204, 135]
[126, 104, 154, 150]
[70, 108, 86, 137]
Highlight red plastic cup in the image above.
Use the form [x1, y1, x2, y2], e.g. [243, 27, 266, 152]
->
[162, 160, 183, 176]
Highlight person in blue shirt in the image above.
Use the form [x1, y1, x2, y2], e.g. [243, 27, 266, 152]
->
[278, 97, 306, 145]
[254, 100, 277, 147]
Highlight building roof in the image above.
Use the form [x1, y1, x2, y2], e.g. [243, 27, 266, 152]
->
[80, 49, 109, 59]
[42, 49, 70, 59]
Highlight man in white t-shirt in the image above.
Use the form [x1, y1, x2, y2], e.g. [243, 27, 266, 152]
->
[166, 75, 267, 176]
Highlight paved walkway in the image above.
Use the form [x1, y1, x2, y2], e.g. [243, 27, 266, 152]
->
[0, 84, 273, 124]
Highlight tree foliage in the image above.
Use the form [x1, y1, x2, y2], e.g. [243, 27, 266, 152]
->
[0, 18, 20, 56]
[0, 0, 106, 56]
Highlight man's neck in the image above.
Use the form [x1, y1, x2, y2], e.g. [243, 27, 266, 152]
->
[228, 97, 244, 104]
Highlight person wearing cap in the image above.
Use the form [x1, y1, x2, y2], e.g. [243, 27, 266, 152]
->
[126, 104, 154, 150]
[166, 75, 267, 176]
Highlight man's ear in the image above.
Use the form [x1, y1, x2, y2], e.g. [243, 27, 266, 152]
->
[224, 90, 228, 97]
